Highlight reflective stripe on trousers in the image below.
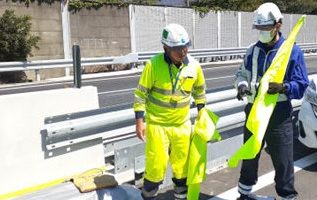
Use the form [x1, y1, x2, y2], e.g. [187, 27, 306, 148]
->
[238, 102, 298, 199]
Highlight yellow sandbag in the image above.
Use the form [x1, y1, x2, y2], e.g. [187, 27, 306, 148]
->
[71, 168, 118, 193]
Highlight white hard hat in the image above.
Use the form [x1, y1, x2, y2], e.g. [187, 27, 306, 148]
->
[161, 24, 190, 47]
[253, 2, 283, 28]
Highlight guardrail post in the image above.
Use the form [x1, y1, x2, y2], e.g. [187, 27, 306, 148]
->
[72, 45, 81, 88]
[35, 69, 41, 81]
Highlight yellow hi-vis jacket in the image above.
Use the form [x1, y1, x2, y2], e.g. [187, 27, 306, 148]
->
[133, 53, 206, 125]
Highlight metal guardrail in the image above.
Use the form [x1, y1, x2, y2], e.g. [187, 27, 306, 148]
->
[1, 43, 316, 73]
[43, 74, 317, 151]
[43, 89, 239, 150]
[138, 47, 248, 62]
[40, 73, 317, 181]
[137, 43, 317, 62]
[0, 53, 139, 72]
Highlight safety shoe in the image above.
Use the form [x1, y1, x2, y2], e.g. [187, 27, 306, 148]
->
[237, 194, 276, 200]
[174, 185, 187, 200]
[141, 187, 159, 200]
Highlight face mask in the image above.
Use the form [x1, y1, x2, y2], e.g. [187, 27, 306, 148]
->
[259, 30, 274, 43]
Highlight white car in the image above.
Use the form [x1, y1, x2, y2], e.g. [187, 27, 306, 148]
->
[298, 77, 317, 148]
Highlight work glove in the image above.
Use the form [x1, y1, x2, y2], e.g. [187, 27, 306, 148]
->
[197, 103, 205, 112]
[267, 82, 286, 94]
[237, 84, 252, 101]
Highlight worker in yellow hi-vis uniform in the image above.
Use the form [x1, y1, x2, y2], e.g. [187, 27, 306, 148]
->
[233, 3, 309, 200]
[133, 24, 206, 200]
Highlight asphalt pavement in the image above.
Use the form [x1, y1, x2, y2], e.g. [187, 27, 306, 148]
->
[154, 139, 317, 200]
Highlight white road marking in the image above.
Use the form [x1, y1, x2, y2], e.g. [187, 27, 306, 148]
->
[209, 152, 317, 200]
[205, 75, 234, 81]
[0, 81, 73, 91]
[99, 74, 234, 95]
[98, 88, 134, 95]
[84, 75, 139, 82]
[0, 65, 236, 92]
[0, 75, 140, 91]
[99, 75, 235, 95]
[202, 63, 241, 69]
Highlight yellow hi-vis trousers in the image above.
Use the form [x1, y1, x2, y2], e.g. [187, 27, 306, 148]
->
[144, 121, 192, 182]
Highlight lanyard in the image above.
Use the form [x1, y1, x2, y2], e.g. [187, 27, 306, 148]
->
[168, 64, 183, 94]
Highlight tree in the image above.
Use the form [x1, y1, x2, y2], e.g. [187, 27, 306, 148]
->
[285, 0, 317, 14]
[191, 0, 317, 14]
[0, 9, 40, 83]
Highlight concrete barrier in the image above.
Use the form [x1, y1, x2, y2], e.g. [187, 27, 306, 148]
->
[0, 86, 105, 198]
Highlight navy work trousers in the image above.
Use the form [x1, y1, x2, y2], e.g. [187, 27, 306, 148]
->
[239, 102, 298, 198]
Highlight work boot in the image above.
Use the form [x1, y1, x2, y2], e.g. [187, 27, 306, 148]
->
[141, 187, 158, 200]
[237, 193, 276, 200]
[174, 185, 187, 200]
[172, 177, 187, 200]
[141, 179, 160, 200]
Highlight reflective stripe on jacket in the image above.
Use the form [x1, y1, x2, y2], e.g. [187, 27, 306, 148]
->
[133, 53, 206, 125]
[234, 33, 309, 103]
